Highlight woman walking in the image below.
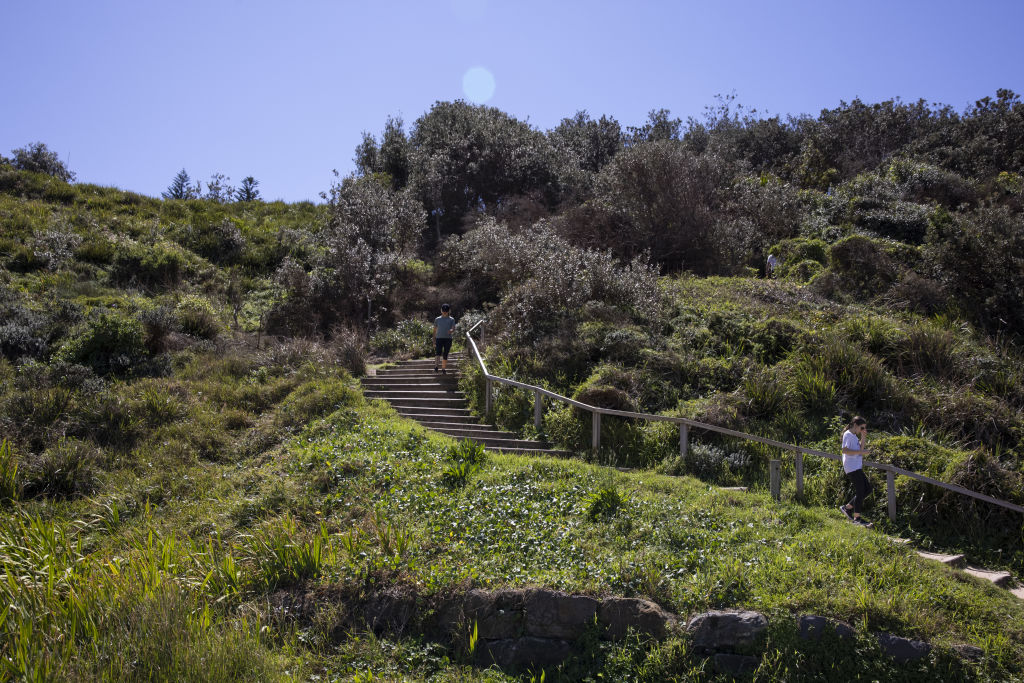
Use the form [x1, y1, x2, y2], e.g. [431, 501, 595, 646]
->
[840, 416, 874, 526]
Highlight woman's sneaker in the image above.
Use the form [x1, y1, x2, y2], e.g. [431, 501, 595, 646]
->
[854, 518, 873, 528]
[839, 505, 853, 521]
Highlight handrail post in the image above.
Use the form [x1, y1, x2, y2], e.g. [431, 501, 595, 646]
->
[592, 411, 601, 456]
[679, 423, 689, 460]
[480, 322, 485, 348]
[794, 449, 804, 498]
[485, 378, 493, 416]
[534, 389, 543, 431]
[770, 459, 781, 501]
[887, 469, 897, 521]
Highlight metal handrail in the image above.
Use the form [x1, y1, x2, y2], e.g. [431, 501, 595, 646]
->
[465, 327, 1024, 517]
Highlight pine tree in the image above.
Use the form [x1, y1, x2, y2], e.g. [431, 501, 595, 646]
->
[237, 176, 261, 202]
[162, 169, 198, 200]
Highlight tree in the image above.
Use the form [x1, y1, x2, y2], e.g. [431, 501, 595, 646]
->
[162, 169, 200, 200]
[9, 142, 76, 182]
[583, 141, 731, 273]
[204, 173, 235, 203]
[236, 176, 261, 202]
[626, 109, 683, 146]
[408, 101, 557, 237]
[549, 111, 624, 200]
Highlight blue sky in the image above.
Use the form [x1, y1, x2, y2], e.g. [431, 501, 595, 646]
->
[2, 0, 1022, 202]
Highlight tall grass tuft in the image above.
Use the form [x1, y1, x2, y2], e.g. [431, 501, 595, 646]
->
[0, 439, 18, 502]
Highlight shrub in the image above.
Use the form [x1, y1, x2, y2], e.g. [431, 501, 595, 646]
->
[75, 390, 140, 451]
[369, 319, 434, 358]
[277, 378, 361, 428]
[110, 242, 184, 289]
[925, 205, 1024, 335]
[57, 313, 146, 375]
[331, 325, 366, 377]
[138, 306, 180, 354]
[176, 295, 220, 339]
[769, 237, 828, 279]
[826, 235, 899, 298]
[22, 438, 99, 499]
[585, 481, 626, 519]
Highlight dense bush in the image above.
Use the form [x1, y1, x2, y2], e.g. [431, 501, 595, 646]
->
[57, 313, 147, 375]
[176, 295, 220, 339]
[369, 319, 435, 358]
[110, 242, 185, 289]
[925, 205, 1024, 335]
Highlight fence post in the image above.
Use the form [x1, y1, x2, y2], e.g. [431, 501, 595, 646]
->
[794, 449, 804, 498]
[887, 469, 897, 521]
[534, 390, 543, 430]
[592, 411, 601, 456]
[679, 423, 689, 461]
[485, 378, 492, 416]
[770, 459, 781, 501]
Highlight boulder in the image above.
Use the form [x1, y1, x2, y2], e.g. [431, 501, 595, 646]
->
[876, 632, 930, 663]
[463, 589, 525, 640]
[599, 597, 676, 640]
[687, 610, 768, 654]
[952, 644, 984, 662]
[797, 615, 855, 641]
[524, 589, 599, 640]
[476, 637, 571, 672]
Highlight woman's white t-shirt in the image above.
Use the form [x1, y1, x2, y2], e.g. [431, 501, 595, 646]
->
[841, 429, 862, 473]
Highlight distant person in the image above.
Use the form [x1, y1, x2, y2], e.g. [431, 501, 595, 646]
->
[839, 416, 873, 526]
[433, 303, 456, 373]
[766, 253, 779, 278]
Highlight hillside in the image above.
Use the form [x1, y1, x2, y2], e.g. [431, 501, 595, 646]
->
[2, 89, 1024, 680]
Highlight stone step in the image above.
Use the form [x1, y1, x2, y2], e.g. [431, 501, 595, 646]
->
[364, 390, 466, 400]
[964, 566, 1013, 588]
[461, 436, 556, 449]
[400, 413, 480, 424]
[720, 486, 748, 492]
[375, 368, 463, 377]
[394, 406, 475, 417]
[363, 377, 460, 386]
[484, 446, 573, 456]
[431, 427, 521, 440]
[412, 419, 503, 430]
[392, 360, 463, 368]
[387, 398, 468, 409]
[915, 551, 967, 568]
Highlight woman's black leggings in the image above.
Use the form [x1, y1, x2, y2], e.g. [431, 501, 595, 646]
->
[846, 469, 873, 514]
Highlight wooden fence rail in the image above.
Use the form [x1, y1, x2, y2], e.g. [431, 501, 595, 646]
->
[465, 325, 1024, 519]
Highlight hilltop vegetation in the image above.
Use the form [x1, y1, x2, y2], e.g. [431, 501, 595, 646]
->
[0, 90, 1023, 680]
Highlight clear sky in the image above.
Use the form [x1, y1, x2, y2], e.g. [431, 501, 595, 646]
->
[2, 0, 1022, 203]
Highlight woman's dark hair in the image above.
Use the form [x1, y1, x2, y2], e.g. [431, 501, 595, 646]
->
[847, 416, 867, 430]
[441, 303, 450, 312]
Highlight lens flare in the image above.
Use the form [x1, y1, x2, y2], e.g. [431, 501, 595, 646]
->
[462, 67, 496, 103]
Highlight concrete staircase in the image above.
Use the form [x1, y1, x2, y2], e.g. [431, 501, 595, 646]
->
[362, 353, 569, 455]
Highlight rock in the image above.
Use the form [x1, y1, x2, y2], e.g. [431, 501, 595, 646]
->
[463, 589, 525, 640]
[712, 653, 760, 675]
[524, 589, 599, 640]
[476, 637, 571, 672]
[876, 632, 930, 663]
[797, 615, 855, 641]
[952, 644, 984, 662]
[599, 597, 676, 640]
[687, 610, 768, 654]
[363, 588, 416, 634]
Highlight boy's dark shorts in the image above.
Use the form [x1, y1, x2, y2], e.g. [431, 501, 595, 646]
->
[435, 337, 453, 358]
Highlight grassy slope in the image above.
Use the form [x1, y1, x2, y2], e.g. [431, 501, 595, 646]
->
[1, 174, 1023, 680]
